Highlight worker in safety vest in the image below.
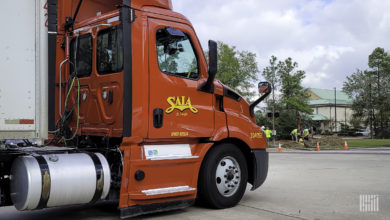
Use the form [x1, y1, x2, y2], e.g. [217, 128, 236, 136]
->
[290, 128, 298, 142]
[265, 127, 272, 146]
[303, 128, 310, 140]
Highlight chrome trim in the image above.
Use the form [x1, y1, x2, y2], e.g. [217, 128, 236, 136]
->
[149, 155, 199, 161]
[142, 186, 196, 196]
[74, 24, 111, 34]
[58, 58, 69, 117]
[107, 16, 119, 23]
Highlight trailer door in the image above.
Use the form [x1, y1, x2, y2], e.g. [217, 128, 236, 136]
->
[147, 18, 214, 139]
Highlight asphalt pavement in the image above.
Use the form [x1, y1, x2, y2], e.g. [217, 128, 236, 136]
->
[1, 147, 389, 220]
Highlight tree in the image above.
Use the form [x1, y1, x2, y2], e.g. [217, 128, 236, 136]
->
[216, 42, 259, 99]
[368, 48, 390, 137]
[343, 47, 390, 138]
[259, 56, 312, 139]
[277, 58, 312, 114]
[277, 57, 312, 136]
[343, 69, 375, 138]
[262, 56, 279, 113]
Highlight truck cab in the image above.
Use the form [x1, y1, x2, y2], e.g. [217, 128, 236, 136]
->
[0, 0, 269, 218]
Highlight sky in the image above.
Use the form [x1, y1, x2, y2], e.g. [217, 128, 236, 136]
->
[171, 0, 390, 90]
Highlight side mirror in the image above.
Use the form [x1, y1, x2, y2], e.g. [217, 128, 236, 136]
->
[249, 81, 272, 117]
[199, 40, 218, 93]
[208, 40, 218, 78]
[258, 82, 271, 94]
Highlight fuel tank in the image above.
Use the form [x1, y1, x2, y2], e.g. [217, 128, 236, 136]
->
[10, 153, 111, 210]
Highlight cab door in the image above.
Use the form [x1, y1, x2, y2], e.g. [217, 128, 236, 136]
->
[147, 18, 214, 139]
[68, 19, 124, 138]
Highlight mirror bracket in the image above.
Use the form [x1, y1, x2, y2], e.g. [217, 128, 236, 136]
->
[249, 82, 272, 117]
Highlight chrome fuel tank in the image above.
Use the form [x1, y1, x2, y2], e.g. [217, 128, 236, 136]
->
[10, 153, 111, 210]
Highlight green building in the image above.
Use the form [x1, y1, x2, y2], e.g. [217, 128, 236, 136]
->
[306, 88, 353, 133]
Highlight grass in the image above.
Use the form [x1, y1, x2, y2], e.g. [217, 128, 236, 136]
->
[279, 138, 390, 150]
[344, 139, 390, 148]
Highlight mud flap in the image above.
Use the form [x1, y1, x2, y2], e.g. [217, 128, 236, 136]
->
[249, 149, 268, 191]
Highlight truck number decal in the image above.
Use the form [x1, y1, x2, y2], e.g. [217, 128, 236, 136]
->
[250, 132, 263, 139]
[166, 96, 198, 114]
[171, 131, 189, 137]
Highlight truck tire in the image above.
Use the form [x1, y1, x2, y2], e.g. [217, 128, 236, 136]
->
[198, 143, 248, 209]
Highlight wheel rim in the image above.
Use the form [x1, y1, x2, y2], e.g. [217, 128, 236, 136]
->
[215, 156, 241, 197]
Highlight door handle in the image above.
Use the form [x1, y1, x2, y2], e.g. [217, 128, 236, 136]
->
[108, 90, 113, 104]
[153, 108, 163, 128]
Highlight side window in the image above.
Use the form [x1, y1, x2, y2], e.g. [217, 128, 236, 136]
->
[156, 28, 199, 80]
[70, 34, 92, 77]
[97, 26, 123, 74]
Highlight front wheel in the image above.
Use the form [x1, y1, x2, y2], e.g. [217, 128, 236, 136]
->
[198, 143, 248, 208]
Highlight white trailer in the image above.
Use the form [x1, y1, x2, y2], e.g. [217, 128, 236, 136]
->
[0, 0, 48, 141]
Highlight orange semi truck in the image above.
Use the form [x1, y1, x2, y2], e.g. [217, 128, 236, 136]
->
[0, 0, 271, 218]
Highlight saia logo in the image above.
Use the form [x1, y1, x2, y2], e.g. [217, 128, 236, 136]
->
[166, 96, 198, 114]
